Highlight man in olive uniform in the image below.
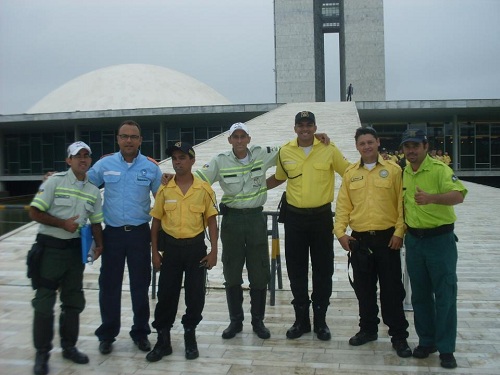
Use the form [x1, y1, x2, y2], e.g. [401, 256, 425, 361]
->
[401, 129, 467, 369]
[29, 141, 103, 375]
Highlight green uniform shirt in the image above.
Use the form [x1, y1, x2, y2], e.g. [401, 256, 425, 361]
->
[31, 169, 104, 239]
[194, 145, 279, 208]
[403, 155, 467, 228]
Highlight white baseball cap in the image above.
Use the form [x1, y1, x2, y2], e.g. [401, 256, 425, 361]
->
[229, 122, 250, 136]
[67, 141, 92, 157]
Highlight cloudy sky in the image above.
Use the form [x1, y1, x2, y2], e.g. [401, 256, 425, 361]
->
[1, 0, 499, 115]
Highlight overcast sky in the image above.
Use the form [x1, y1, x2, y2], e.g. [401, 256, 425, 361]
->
[1, 0, 499, 115]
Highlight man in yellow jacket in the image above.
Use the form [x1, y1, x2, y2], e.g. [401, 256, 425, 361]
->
[334, 126, 411, 358]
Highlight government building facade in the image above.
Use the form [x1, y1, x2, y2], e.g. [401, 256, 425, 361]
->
[1, 1, 499, 196]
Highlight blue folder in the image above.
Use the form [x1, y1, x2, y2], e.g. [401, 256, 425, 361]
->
[80, 224, 93, 264]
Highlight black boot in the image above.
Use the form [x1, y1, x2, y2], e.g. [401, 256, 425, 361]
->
[184, 327, 199, 360]
[146, 329, 172, 362]
[250, 289, 271, 339]
[59, 310, 89, 364]
[312, 304, 331, 341]
[33, 312, 54, 375]
[286, 303, 311, 339]
[222, 286, 244, 339]
[34, 351, 50, 375]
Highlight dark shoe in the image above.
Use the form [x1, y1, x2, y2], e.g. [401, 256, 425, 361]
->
[252, 321, 271, 339]
[134, 337, 151, 352]
[184, 328, 199, 360]
[146, 342, 173, 362]
[249, 289, 270, 339]
[314, 324, 331, 341]
[412, 345, 438, 359]
[348, 331, 378, 346]
[392, 339, 412, 358]
[185, 346, 199, 360]
[34, 351, 50, 375]
[440, 353, 457, 369]
[99, 340, 113, 355]
[286, 320, 311, 339]
[62, 347, 89, 364]
[287, 303, 311, 339]
[222, 321, 243, 339]
[223, 286, 244, 339]
[146, 330, 172, 362]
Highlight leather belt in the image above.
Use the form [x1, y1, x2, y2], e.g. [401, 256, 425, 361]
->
[353, 227, 395, 237]
[406, 223, 454, 238]
[108, 223, 149, 232]
[286, 203, 331, 215]
[163, 232, 205, 246]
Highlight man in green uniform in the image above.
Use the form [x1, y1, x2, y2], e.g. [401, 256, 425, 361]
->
[29, 141, 103, 375]
[195, 123, 278, 340]
[401, 129, 467, 369]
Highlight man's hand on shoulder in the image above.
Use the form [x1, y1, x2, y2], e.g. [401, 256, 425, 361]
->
[315, 133, 330, 145]
[161, 173, 175, 185]
[43, 171, 56, 181]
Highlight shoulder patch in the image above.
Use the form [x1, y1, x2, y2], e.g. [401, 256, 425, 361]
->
[146, 156, 159, 165]
[451, 175, 458, 182]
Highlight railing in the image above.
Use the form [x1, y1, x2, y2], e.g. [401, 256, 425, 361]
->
[0, 202, 32, 238]
[264, 211, 283, 306]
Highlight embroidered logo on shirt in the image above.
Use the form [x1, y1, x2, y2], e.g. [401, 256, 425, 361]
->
[379, 169, 389, 178]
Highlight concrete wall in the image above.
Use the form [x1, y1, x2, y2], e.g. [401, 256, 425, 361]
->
[274, 0, 325, 103]
[340, 0, 386, 101]
[275, 0, 386, 103]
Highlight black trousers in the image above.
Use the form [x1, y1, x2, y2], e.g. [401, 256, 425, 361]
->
[284, 208, 334, 307]
[152, 239, 207, 330]
[95, 224, 151, 342]
[350, 229, 409, 341]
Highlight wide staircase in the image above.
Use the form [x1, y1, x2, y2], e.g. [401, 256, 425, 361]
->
[158, 101, 362, 211]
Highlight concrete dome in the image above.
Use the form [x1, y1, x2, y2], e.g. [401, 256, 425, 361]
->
[27, 64, 231, 113]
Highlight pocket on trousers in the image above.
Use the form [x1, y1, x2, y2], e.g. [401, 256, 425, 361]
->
[445, 273, 458, 298]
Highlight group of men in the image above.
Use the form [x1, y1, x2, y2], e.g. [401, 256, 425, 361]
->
[28, 113, 467, 374]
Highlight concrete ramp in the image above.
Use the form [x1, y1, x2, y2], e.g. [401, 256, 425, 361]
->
[159, 102, 362, 211]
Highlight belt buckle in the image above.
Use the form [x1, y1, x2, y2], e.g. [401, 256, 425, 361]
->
[124, 225, 132, 232]
[368, 230, 376, 236]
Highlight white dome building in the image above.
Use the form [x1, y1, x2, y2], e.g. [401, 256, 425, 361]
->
[27, 64, 231, 113]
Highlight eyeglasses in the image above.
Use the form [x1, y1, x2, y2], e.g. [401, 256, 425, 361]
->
[118, 134, 140, 140]
[72, 154, 91, 159]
